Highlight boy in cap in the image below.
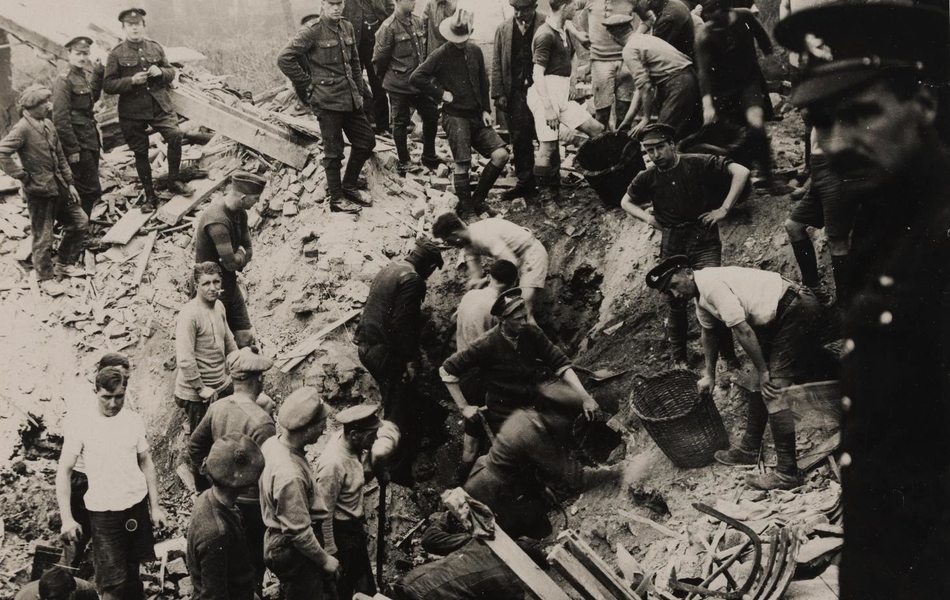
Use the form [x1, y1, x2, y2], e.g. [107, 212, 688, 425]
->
[432, 212, 548, 325]
[356, 237, 446, 486]
[260, 387, 339, 600]
[775, 3, 950, 596]
[189, 347, 277, 592]
[619, 122, 747, 366]
[410, 9, 509, 219]
[492, 0, 546, 202]
[527, 0, 604, 196]
[604, 15, 701, 139]
[314, 404, 398, 599]
[15, 567, 98, 600]
[0, 84, 89, 295]
[52, 36, 105, 218]
[645, 257, 823, 489]
[175, 262, 238, 433]
[373, 0, 442, 175]
[194, 171, 267, 344]
[187, 434, 265, 600]
[277, 0, 376, 214]
[57, 367, 168, 600]
[103, 8, 193, 209]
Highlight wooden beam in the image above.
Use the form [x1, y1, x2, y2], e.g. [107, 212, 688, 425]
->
[275, 309, 361, 373]
[548, 546, 614, 600]
[482, 525, 572, 600]
[156, 172, 230, 225]
[101, 208, 154, 245]
[132, 231, 157, 288]
[0, 13, 66, 59]
[799, 431, 841, 473]
[559, 530, 643, 600]
[171, 88, 308, 170]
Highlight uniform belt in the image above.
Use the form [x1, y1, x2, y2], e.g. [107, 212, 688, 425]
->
[774, 285, 801, 323]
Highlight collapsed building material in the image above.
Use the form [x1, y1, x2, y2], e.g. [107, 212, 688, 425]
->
[274, 309, 361, 373]
[558, 530, 642, 600]
[131, 231, 157, 289]
[549, 545, 616, 600]
[482, 525, 572, 600]
[156, 171, 231, 226]
[101, 209, 153, 245]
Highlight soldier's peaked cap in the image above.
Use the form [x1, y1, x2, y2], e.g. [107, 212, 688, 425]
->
[646, 255, 690, 291]
[775, 1, 950, 107]
[118, 8, 147, 23]
[65, 36, 93, 50]
[638, 122, 677, 144]
[510, 0, 539, 8]
[232, 171, 268, 196]
[491, 288, 526, 317]
[335, 404, 383, 430]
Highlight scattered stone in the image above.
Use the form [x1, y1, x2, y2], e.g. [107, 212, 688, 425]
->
[165, 557, 188, 578]
[510, 198, 527, 211]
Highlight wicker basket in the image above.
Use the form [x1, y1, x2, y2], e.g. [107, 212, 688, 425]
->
[630, 370, 730, 468]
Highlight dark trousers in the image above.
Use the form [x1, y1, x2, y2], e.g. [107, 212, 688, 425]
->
[27, 187, 89, 280]
[220, 276, 252, 332]
[318, 519, 376, 599]
[88, 498, 156, 600]
[69, 149, 102, 216]
[265, 534, 325, 600]
[389, 91, 439, 164]
[237, 501, 266, 595]
[358, 30, 389, 131]
[660, 227, 735, 361]
[508, 89, 536, 187]
[316, 108, 377, 172]
[69, 471, 92, 570]
[176, 381, 234, 433]
[656, 69, 702, 140]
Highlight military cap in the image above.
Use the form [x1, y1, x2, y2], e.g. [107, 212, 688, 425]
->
[65, 36, 93, 50]
[204, 433, 265, 488]
[226, 347, 274, 381]
[18, 84, 52, 109]
[300, 13, 320, 26]
[637, 122, 676, 145]
[645, 255, 690, 291]
[510, 0, 538, 8]
[278, 386, 327, 431]
[408, 237, 445, 269]
[775, 2, 950, 107]
[335, 404, 383, 430]
[602, 14, 635, 29]
[118, 8, 147, 23]
[231, 171, 268, 196]
[490, 288, 526, 318]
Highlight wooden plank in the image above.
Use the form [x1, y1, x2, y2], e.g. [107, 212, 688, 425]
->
[275, 309, 361, 373]
[482, 525, 572, 600]
[799, 432, 841, 473]
[131, 231, 157, 288]
[560, 530, 642, 600]
[156, 173, 230, 226]
[171, 88, 308, 169]
[101, 208, 153, 245]
[549, 546, 614, 600]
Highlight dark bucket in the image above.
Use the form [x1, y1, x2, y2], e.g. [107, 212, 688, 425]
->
[575, 132, 647, 207]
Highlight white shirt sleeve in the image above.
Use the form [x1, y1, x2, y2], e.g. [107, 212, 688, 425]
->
[700, 279, 747, 328]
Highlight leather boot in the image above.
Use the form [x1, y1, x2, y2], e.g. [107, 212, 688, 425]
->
[165, 140, 194, 196]
[746, 409, 803, 490]
[715, 392, 769, 466]
[326, 164, 361, 214]
[471, 162, 502, 216]
[342, 150, 373, 207]
[453, 172, 475, 221]
[134, 154, 160, 210]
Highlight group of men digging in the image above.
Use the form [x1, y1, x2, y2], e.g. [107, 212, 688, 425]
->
[9, 0, 950, 599]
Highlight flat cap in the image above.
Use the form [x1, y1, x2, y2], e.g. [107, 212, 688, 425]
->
[646, 255, 690, 291]
[232, 171, 268, 196]
[775, 2, 950, 107]
[118, 8, 147, 23]
[602, 14, 635, 29]
[509, 0, 538, 8]
[18, 84, 51, 109]
[637, 122, 676, 144]
[335, 404, 383, 430]
[226, 347, 274, 381]
[205, 433, 265, 488]
[409, 237, 444, 269]
[278, 386, 327, 431]
[490, 288, 526, 318]
[65, 36, 93, 50]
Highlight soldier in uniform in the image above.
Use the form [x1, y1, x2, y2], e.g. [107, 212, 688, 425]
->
[373, 0, 442, 174]
[102, 8, 193, 209]
[277, 0, 376, 215]
[776, 3, 950, 598]
[344, 0, 395, 134]
[52, 36, 104, 217]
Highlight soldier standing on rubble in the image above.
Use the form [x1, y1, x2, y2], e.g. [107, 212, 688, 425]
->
[775, 3, 950, 597]
[103, 8, 194, 210]
[194, 172, 266, 347]
[373, 0, 442, 175]
[619, 123, 746, 366]
[355, 238, 446, 486]
[51, 36, 104, 218]
[344, 0, 395, 134]
[277, 0, 376, 215]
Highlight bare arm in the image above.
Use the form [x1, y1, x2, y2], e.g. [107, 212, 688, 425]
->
[138, 451, 169, 527]
[620, 193, 658, 227]
[698, 327, 719, 393]
[560, 368, 598, 418]
[700, 161, 750, 226]
[56, 452, 80, 541]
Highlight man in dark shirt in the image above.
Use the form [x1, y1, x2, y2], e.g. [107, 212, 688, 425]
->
[373, 0, 441, 174]
[619, 123, 748, 365]
[410, 9, 509, 219]
[492, 0, 545, 202]
[277, 0, 376, 214]
[52, 36, 104, 217]
[776, 4, 950, 597]
[187, 434, 265, 600]
[356, 238, 445, 485]
[441, 289, 597, 434]
[636, 0, 695, 59]
[103, 8, 193, 209]
[194, 172, 266, 345]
